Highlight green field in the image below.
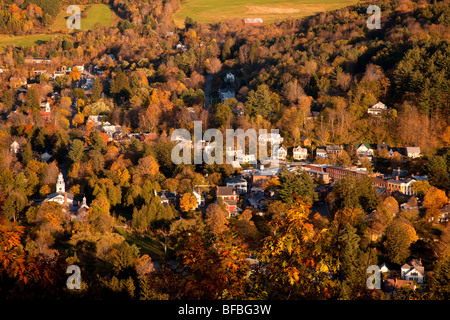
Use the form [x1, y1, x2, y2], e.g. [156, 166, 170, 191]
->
[0, 4, 117, 51]
[174, 0, 360, 26]
[115, 227, 173, 260]
[0, 34, 55, 51]
[51, 4, 116, 31]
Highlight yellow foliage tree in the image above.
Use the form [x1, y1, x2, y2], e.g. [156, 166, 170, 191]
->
[180, 193, 198, 213]
[423, 186, 449, 221]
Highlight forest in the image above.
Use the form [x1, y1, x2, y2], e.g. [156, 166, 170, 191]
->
[0, 0, 449, 300]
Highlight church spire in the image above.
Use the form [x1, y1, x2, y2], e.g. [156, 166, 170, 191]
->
[56, 172, 65, 193]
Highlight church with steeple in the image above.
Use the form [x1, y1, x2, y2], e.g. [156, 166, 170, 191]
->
[43, 172, 89, 220]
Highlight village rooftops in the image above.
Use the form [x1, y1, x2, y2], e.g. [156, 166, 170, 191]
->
[216, 186, 238, 197]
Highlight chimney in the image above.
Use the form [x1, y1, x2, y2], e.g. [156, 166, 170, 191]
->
[64, 193, 68, 206]
[395, 175, 399, 180]
[419, 258, 422, 265]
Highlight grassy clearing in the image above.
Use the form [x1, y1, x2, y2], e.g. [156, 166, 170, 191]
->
[0, 4, 117, 51]
[0, 34, 54, 51]
[51, 4, 116, 32]
[115, 227, 171, 260]
[173, 0, 360, 26]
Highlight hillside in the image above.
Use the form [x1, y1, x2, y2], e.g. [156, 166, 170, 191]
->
[173, 0, 360, 26]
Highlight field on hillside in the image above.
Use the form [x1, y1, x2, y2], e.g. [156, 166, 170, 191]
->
[0, 34, 55, 51]
[51, 4, 118, 31]
[0, 4, 118, 51]
[173, 0, 360, 26]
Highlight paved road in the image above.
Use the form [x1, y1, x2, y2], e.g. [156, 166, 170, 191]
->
[204, 73, 212, 109]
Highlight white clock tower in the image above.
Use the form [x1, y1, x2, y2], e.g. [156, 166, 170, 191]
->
[56, 172, 65, 193]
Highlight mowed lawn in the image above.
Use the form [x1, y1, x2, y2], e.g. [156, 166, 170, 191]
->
[0, 34, 54, 51]
[51, 4, 116, 31]
[173, 0, 360, 25]
[115, 227, 172, 260]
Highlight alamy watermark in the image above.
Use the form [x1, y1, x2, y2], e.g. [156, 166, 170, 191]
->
[367, 5, 381, 30]
[171, 121, 281, 167]
[67, 5, 81, 30]
[66, 264, 81, 290]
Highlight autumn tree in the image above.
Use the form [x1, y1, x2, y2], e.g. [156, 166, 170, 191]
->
[422, 186, 448, 222]
[384, 219, 418, 264]
[179, 193, 197, 213]
[168, 230, 253, 299]
[204, 203, 229, 237]
[254, 199, 337, 299]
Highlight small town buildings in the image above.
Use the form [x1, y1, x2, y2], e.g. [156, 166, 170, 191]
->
[102, 125, 123, 141]
[43, 172, 89, 221]
[355, 143, 374, 158]
[401, 259, 425, 284]
[192, 188, 204, 208]
[140, 133, 159, 142]
[274, 145, 287, 161]
[40, 152, 52, 163]
[326, 145, 343, 157]
[302, 164, 330, 183]
[87, 115, 110, 128]
[316, 147, 327, 159]
[325, 166, 367, 182]
[293, 146, 308, 160]
[386, 176, 416, 196]
[242, 18, 263, 25]
[300, 136, 312, 146]
[24, 58, 51, 64]
[246, 192, 266, 210]
[367, 101, 388, 116]
[258, 132, 284, 145]
[224, 72, 235, 83]
[225, 176, 248, 194]
[218, 88, 236, 103]
[216, 186, 240, 217]
[405, 147, 421, 158]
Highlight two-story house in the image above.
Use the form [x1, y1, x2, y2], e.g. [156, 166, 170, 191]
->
[216, 186, 240, 217]
[293, 146, 308, 160]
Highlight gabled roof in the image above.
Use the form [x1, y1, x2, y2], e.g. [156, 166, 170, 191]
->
[355, 143, 371, 150]
[406, 147, 421, 153]
[326, 145, 343, 151]
[217, 186, 237, 197]
[401, 259, 424, 275]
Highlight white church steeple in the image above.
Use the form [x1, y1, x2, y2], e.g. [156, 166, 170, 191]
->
[56, 172, 65, 193]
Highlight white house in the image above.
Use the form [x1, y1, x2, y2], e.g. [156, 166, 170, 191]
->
[355, 143, 374, 158]
[192, 189, 204, 208]
[293, 146, 308, 160]
[258, 132, 284, 145]
[224, 72, 235, 83]
[367, 101, 388, 115]
[406, 147, 421, 158]
[316, 147, 327, 159]
[43, 172, 89, 221]
[225, 176, 248, 194]
[380, 263, 390, 274]
[401, 259, 425, 284]
[40, 100, 51, 113]
[274, 146, 287, 161]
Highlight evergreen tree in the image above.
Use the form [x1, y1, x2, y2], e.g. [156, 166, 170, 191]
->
[278, 167, 318, 206]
